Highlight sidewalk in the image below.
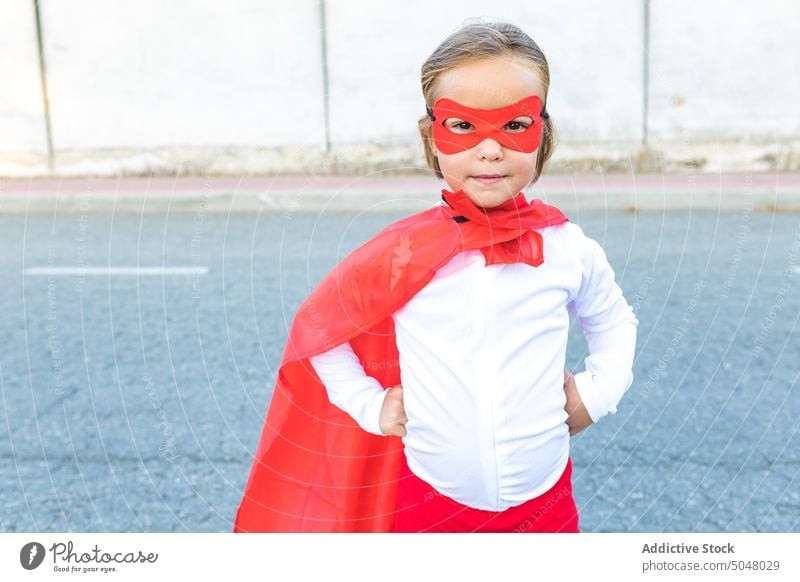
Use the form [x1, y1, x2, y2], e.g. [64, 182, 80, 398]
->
[2, 173, 799, 213]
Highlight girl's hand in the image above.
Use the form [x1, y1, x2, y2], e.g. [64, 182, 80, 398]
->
[563, 369, 593, 436]
[379, 384, 408, 437]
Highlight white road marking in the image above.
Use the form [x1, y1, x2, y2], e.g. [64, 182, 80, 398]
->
[24, 266, 208, 276]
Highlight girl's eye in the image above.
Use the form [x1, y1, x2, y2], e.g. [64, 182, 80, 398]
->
[446, 120, 474, 132]
[505, 120, 530, 132]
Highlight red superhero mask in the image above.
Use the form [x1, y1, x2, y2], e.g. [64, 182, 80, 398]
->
[427, 95, 548, 154]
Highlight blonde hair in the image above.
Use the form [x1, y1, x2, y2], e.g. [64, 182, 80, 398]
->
[419, 21, 556, 185]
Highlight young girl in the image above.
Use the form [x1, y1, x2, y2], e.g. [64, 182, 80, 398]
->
[234, 21, 637, 533]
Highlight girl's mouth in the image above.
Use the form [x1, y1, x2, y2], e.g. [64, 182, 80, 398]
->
[472, 175, 505, 184]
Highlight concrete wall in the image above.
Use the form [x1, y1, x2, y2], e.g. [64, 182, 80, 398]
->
[0, 0, 48, 154]
[649, 0, 800, 143]
[325, 0, 645, 145]
[41, 0, 324, 149]
[1, 0, 798, 176]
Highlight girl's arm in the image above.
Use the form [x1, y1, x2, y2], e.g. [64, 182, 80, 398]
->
[309, 342, 406, 436]
[567, 228, 639, 424]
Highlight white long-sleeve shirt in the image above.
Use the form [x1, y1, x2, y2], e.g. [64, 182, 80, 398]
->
[310, 218, 638, 511]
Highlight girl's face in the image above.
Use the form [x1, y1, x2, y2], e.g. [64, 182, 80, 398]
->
[432, 56, 546, 208]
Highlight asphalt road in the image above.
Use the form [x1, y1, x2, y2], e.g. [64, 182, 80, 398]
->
[1, 206, 798, 532]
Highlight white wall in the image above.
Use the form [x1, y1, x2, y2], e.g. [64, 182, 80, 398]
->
[0, 0, 48, 153]
[40, 0, 325, 149]
[649, 0, 800, 143]
[325, 0, 644, 145]
[1, 0, 798, 173]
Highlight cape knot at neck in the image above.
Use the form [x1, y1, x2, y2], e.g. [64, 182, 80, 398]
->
[439, 188, 569, 268]
[441, 189, 532, 230]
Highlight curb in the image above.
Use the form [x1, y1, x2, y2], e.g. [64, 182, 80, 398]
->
[1, 173, 799, 213]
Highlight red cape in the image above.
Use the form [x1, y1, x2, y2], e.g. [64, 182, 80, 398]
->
[234, 193, 568, 532]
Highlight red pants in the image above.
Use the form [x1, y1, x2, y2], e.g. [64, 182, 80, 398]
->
[392, 454, 580, 533]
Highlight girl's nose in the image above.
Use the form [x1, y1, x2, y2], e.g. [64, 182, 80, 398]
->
[475, 138, 503, 159]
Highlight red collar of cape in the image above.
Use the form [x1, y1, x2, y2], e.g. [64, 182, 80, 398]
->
[234, 189, 568, 532]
